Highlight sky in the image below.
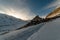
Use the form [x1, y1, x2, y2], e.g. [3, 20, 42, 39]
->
[0, 0, 59, 20]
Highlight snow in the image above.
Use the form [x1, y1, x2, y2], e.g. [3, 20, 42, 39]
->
[0, 13, 60, 40]
[0, 13, 28, 35]
[0, 23, 44, 40]
[27, 18, 60, 40]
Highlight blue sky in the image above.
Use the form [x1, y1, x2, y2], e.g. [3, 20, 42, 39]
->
[27, 0, 55, 13]
[26, 0, 56, 16]
[0, 0, 59, 20]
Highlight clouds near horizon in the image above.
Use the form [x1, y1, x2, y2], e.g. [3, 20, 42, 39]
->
[0, 0, 58, 20]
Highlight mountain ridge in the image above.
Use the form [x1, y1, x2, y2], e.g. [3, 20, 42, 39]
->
[46, 7, 60, 18]
[16, 7, 60, 30]
[1, 7, 60, 34]
[0, 13, 28, 35]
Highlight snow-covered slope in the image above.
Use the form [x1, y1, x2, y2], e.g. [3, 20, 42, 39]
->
[1, 16, 60, 40]
[0, 14, 60, 40]
[0, 23, 45, 40]
[0, 13, 28, 35]
[27, 18, 60, 40]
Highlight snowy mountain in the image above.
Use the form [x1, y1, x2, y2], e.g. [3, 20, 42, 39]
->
[0, 15, 60, 40]
[16, 15, 44, 30]
[0, 13, 28, 35]
[0, 7, 60, 40]
[27, 17, 60, 40]
[27, 7, 60, 40]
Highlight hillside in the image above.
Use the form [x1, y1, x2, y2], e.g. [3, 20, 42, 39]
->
[0, 7, 60, 40]
[16, 15, 44, 30]
[0, 15, 60, 40]
[0, 13, 28, 35]
[46, 7, 60, 18]
[27, 17, 60, 40]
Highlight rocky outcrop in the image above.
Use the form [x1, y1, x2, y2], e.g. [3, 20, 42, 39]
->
[16, 15, 44, 30]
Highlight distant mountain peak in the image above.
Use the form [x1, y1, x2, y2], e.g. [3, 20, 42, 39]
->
[32, 15, 43, 22]
[16, 15, 44, 30]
